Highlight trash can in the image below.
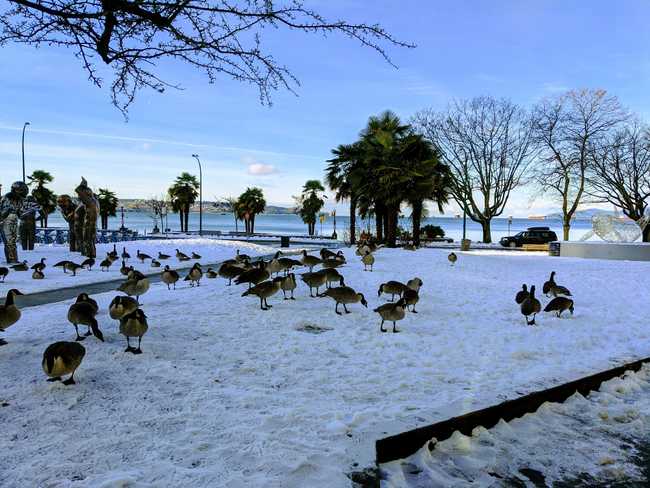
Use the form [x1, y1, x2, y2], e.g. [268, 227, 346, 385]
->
[461, 239, 471, 251]
[280, 236, 291, 248]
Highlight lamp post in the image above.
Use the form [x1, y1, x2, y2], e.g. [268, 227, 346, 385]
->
[508, 215, 513, 236]
[22, 122, 30, 182]
[191, 154, 203, 236]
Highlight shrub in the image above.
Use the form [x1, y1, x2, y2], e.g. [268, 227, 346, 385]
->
[421, 224, 445, 239]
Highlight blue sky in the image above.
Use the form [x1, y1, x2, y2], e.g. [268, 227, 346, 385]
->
[1, 0, 649, 216]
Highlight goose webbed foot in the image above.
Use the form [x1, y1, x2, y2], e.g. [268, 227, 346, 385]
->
[62, 377, 76, 385]
[47, 376, 62, 382]
[380, 321, 387, 333]
[290, 296, 296, 300]
[84, 330, 93, 336]
[0, 338, 7, 346]
[75, 335, 86, 341]
[125, 346, 135, 353]
[392, 323, 400, 333]
[132, 348, 143, 355]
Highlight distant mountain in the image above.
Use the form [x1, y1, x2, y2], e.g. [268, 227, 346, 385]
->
[117, 199, 295, 215]
[545, 208, 621, 221]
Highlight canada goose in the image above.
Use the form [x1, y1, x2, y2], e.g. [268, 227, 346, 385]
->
[374, 298, 407, 333]
[0, 267, 8, 282]
[520, 285, 541, 326]
[10, 260, 28, 271]
[121, 247, 131, 261]
[218, 262, 245, 285]
[266, 251, 284, 276]
[42, 342, 85, 385]
[81, 257, 95, 270]
[176, 249, 191, 261]
[322, 258, 344, 269]
[448, 252, 457, 266]
[120, 260, 130, 276]
[59, 261, 83, 276]
[67, 301, 104, 342]
[301, 250, 322, 271]
[120, 309, 148, 354]
[99, 256, 113, 272]
[300, 271, 328, 297]
[151, 259, 161, 268]
[0, 289, 24, 345]
[32, 269, 45, 280]
[278, 256, 302, 274]
[127, 268, 146, 281]
[53, 260, 73, 272]
[191, 252, 202, 260]
[406, 277, 423, 291]
[361, 251, 375, 271]
[137, 249, 152, 263]
[205, 267, 218, 279]
[184, 263, 203, 287]
[242, 277, 283, 310]
[403, 288, 420, 313]
[542, 271, 556, 296]
[515, 284, 529, 304]
[235, 249, 251, 263]
[378, 281, 407, 301]
[322, 268, 345, 288]
[117, 275, 150, 302]
[75, 293, 99, 315]
[404, 278, 423, 313]
[109, 295, 139, 320]
[31, 258, 46, 272]
[279, 273, 297, 300]
[108, 244, 118, 260]
[549, 283, 572, 298]
[235, 262, 269, 289]
[544, 297, 575, 317]
[158, 251, 171, 260]
[320, 286, 368, 315]
[320, 248, 337, 260]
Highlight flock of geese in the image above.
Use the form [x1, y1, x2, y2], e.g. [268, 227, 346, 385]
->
[0, 240, 577, 386]
[516, 271, 574, 325]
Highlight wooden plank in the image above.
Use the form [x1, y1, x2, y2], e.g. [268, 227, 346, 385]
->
[376, 356, 650, 465]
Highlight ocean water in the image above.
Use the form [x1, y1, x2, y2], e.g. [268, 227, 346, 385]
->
[44, 210, 595, 242]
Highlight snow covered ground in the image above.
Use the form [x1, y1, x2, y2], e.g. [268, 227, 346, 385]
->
[381, 365, 650, 487]
[0, 238, 278, 294]
[2, 247, 650, 487]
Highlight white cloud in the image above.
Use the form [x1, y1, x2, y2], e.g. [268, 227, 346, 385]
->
[247, 162, 278, 176]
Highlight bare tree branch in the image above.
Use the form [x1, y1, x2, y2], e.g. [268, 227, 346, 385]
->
[0, 0, 413, 115]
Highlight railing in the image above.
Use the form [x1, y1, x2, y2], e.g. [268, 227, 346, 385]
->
[32, 227, 140, 245]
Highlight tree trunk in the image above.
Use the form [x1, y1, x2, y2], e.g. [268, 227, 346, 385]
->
[643, 224, 650, 243]
[383, 212, 389, 243]
[412, 200, 422, 247]
[251, 215, 255, 234]
[179, 211, 184, 232]
[184, 208, 190, 233]
[349, 196, 357, 245]
[481, 219, 492, 243]
[386, 208, 399, 247]
[563, 216, 571, 241]
[375, 211, 383, 242]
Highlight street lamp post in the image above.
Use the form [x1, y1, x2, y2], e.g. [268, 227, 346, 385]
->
[22, 122, 30, 182]
[192, 154, 203, 236]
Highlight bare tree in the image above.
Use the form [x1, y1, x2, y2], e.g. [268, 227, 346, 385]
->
[587, 121, 650, 241]
[218, 195, 240, 233]
[532, 89, 626, 240]
[144, 195, 169, 232]
[414, 96, 536, 243]
[0, 1, 412, 114]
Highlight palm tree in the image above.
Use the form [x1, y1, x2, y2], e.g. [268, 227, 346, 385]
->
[27, 170, 56, 227]
[399, 135, 452, 246]
[237, 187, 266, 234]
[326, 142, 364, 244]
[295, 180, 326, 236]
[97, 188, 119, 230]
[168, 172, 199, 232]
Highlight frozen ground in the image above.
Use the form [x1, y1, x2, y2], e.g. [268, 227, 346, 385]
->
[2, 248, 650, 487]
[381, 365, 650, 487]
[0, 238, 278, 293]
